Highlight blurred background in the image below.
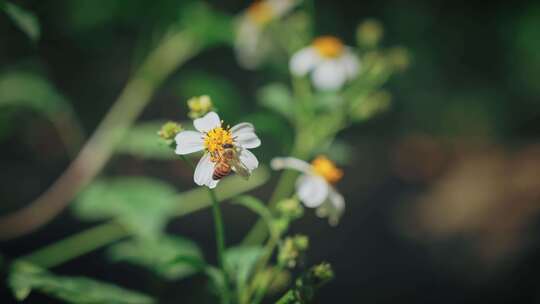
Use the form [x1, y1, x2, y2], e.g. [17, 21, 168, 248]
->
[2, 0, 540, 303]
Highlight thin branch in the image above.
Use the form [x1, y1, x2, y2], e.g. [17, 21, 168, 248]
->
[0, 30, 201, 240]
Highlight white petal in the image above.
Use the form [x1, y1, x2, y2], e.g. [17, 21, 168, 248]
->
[270, 157, 311, 173]
[239, 148, 259, 171]
[339, 51, 360, 79]
[232, 122, 261, 149]
[296, 174, 329, 208]
[316, 188, 345, 226]
[174, 131, 204, 155]
[194, 112, 221, 133]
[311, 60, 347, 91]
[268, 0, 299, 17]
[290, 47, 321, 76]
[207, 179, 219, 189]
[194, 153, 215, 187]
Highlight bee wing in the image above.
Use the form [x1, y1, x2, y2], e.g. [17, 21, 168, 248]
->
[229, 157, 251, 180]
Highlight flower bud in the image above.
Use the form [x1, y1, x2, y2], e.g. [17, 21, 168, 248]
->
[276, 198, 304, 220]
[356, 19, 384, 48]
[387, 46, 410, 71]
[278, 235, 309, 268]
[158, 121, 182, 141]
[311, 262, 334, 283]
[351, 90, 392, 121]
[187, 95, 214, 119]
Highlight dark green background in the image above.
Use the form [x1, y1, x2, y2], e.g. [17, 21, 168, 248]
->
[1, 0, 540, 303]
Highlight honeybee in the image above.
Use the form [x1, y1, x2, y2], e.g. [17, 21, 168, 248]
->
[212, 143, 251, 180]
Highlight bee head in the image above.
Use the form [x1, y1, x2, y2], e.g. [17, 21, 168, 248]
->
[222, 143, 234, 149]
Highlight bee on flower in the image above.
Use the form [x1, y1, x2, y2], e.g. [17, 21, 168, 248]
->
[290, 36, 360, 91]
[271, 155, 345, 225]
[235, 0, 300, 69]
[175, 110, 261, 188]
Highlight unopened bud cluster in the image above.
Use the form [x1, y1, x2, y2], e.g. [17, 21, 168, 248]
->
[278, 234, 309, 268]
[187, 95, 214, 119]
[158, 121, 182, 141]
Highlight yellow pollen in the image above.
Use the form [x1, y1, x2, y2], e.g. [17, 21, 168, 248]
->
[312, 36, 344, 58]
[247, 1, 274, 25]
[204, 126, 233, 161]
[311, 155, 343, 184]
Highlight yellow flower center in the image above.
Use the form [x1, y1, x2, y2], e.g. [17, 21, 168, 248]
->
[311, 155, 343, 184]
[247, 1, 274, 25]
[312, 36, 344, 58]
[204, 126, 233, 161]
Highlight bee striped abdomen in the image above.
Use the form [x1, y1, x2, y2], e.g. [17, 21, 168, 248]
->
[213, 162, 232, 180]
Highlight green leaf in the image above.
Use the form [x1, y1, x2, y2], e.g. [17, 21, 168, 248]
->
[257, 83, 293, 120]
[233, 195, 275, 236]
[224, 246, 265, 291]
[174, 71, 244, 122]
[73, 177, 178, 238]
[0, 71, 68, 114]
[9, 262, 154, 303]
[116, 120, 176, 160]
[3, 2, 40, 42]
[108, 235, 204, 280]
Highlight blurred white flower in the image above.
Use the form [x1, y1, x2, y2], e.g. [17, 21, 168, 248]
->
[175, 112, 261, 188]
[235, 0, 300, 69]
[271, 155, 345, 225]
[290, 36, 360, 90]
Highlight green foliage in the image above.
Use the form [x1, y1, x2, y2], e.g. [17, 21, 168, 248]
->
[0, 70, 68, 114]
[73, 177, 178, 238]
[174, 71, 244, 121]
[257, 83, 294, 121]
[224, 246, 265, 292]
[108, 235, 204, 280]
[116, 120, 177, 160]
[2, 2, 40, 42]
[9, 262, 154, 304]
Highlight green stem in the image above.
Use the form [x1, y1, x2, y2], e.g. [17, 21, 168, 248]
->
[0, 29, 201, 240]
[19, 222, 129, 268]
[180, 155, 230, 304]
[208, 188, 230, 304]
[242, 139, 308, 246]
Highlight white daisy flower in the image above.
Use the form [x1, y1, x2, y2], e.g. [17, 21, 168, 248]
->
[175, 112, 261, 188]
[235, 0, 300, 69]
[290, 36, 360, 91]
[271, 155, 345, 225]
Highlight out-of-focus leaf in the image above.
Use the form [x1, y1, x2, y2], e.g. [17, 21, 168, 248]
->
[73, 177, 177, 238]
[2, 2, 40, 42]
[257, 83, 293, 120]
[0, 71, 67, 114]
[9, 262, 154, 303]
[204, 265, 227, 297]
[224, 246, 264, 291]
[108, 235, 204, 280]
[116, 120, 175, 160]
[0, 71, 77, 141]
[179, 2, 233, 46]
[174, 71, 244, 121]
